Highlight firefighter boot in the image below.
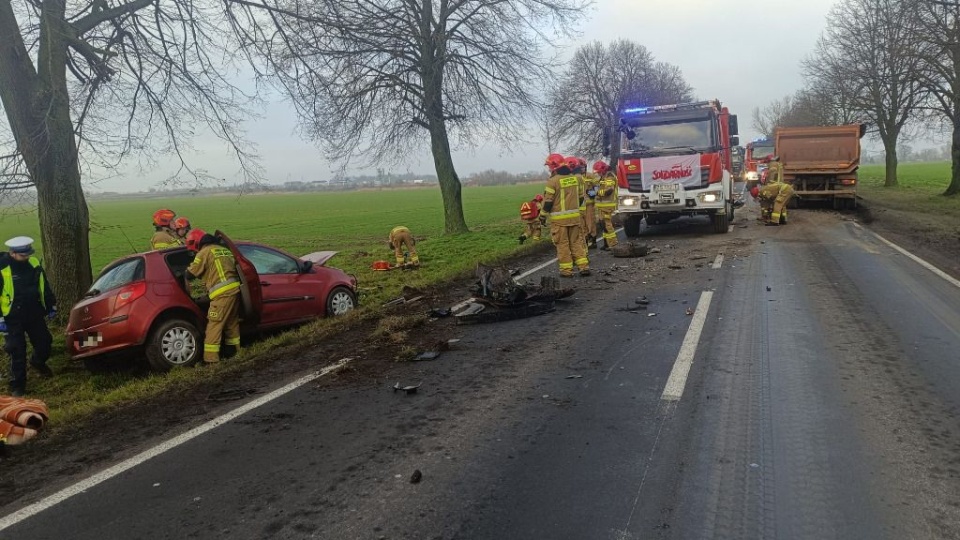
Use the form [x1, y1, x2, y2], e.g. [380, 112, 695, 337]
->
[519, 234, 526, 245]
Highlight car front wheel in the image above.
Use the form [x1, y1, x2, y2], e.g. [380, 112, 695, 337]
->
[145, 318, 201, 370]
[326, 286, 357, 317]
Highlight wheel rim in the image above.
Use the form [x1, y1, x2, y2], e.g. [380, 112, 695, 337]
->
[160, 326, 197, 365]
[329, 290, 355, 316]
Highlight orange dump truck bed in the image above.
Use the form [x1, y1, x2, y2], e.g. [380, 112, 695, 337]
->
[775, 124, 865, 204]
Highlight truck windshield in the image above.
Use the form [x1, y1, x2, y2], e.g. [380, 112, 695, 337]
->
[749, 145, 774, 159]
[622, 119, 714, 154]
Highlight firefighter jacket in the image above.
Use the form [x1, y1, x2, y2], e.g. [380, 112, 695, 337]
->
[0, 254, 56, 317]
[389, 226, 413, 246]
[519, 199, 541, 220]
[595, 173, 618, 211]
[151, 230, 181, 250]
[763, 161, 784, 185]
[544, 173, 583, 226]
[187, 244, 241, 299]
[758, 181, 789, 202]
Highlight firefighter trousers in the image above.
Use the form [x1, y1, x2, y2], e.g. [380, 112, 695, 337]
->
[550, 222, 589, 276]
[204, 292, 240, 362]
[392, 231, 419, 265]
[598, 209, 618, 247]
[581, 204, 597, 240]
[771, 185, 795, 224]
[4, 306, 52, 393]
[521, 219, 542, 240]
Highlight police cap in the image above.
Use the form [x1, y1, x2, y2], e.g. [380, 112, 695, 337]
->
[5, 236, 35, 255]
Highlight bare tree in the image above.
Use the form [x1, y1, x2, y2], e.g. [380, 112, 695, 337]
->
[751, 96, 794, 138]
[546, 40, 693, 163]
[804, 0, 925, 187]
[0, 0, 301, 306]
[247, 0, 588, 234]
[914, 0, 960, 195]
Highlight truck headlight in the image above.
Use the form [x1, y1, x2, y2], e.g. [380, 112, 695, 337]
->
[699, 191, 722, 203]
[745, 171, 759, 181]
[620, 196, 640, 207]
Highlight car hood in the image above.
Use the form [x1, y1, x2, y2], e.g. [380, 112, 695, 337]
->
[301, 251, 338, 266]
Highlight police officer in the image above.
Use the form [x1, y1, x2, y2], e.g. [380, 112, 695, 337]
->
[0, 237, 56, 396]
[186, 229, 241, 363]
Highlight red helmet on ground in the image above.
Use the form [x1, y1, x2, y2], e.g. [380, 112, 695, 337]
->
[534, 194, 544, 202]
[544, 153, 565, 171]
[593, 161, 609, 175]
[172, 217, 191, 231]
[152, 209, 176, 227]
[565, 156, 580, 170]
[185, 228, 206, 252]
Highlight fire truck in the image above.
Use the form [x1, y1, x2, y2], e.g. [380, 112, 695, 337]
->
[609, 100, 739, 235]
[743, 137, 775, 188]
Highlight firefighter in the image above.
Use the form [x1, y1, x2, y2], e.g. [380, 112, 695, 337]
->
[185, 229, 241, 363]
[388, 226, 420, 267]
[593, 161, 619, 250]
[518, 194, 544, 244]
[0, 237, 56, 396]
[577, 158, 598, 249]
[172, 217, 191, 242]
[150, 209, 180, 250]
[542, 154, 590, 277]
[762, 155, 784, 185]
[750, 180, 795, 226]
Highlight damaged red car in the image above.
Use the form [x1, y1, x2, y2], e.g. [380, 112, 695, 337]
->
[66, 231, 358, 371]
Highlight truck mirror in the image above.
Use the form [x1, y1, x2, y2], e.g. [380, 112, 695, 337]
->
[601, 128, 611, 156]
[729, 115, 739, 136]
[730, 136, 739, 147]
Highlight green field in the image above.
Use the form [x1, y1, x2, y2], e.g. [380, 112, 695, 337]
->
[858, 162, 960, 218]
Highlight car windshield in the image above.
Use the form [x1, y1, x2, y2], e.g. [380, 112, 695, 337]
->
[750, 144, 775, 160]
[622, 119, 714, 153]
[90, 258, 144, 294]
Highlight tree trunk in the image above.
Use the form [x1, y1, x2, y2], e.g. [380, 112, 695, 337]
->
[946, 119, 960, 197]
[428, 120, 469, 234]
[881, 132, 899, 187]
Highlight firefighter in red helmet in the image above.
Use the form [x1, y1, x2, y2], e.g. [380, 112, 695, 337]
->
[150, 209, 180, 250]
[542, 155, 589, 277]
[172, 217, 192, 243]
[518, 194, 544, 244]
[186, 229, 241, 363]
[593, 161, 619, 249]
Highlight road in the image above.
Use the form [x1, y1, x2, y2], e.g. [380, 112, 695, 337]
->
[3, 203, 960, 539]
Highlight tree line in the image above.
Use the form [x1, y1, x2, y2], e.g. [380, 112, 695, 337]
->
[752, 0, 960, 196]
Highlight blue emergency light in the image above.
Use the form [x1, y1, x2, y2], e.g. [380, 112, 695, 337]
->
[621, 100, 720, 116]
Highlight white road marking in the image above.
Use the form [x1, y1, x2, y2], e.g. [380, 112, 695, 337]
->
[854, 223, 960, 289]
[516, 226, 625, 281]
[0, 358, 352, 532]
[711, 253, 724, 269]
[661, 291, 714, 401]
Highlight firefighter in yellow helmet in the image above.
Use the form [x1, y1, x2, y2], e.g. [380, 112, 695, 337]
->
[388, 226, 420, 267]
[542, 154, 590, 277]
[576, 158, 598, 249]
[592, 161, 619, 249]
[150, 209, 180, 250]
[518, 194, 544, 244]
[185, 229, 241, 363]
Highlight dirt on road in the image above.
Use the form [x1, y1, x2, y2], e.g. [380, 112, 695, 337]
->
[0, 200, 954, 514]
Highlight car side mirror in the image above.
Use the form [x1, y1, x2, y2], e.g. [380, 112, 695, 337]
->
[729, 114, 739, 136]
[300, 260, 313, 273]
[730, 136, 739, 147]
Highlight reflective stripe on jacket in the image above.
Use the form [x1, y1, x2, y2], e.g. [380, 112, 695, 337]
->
[188, 245, 240, 299]
[544, 174, 583, 224]
[1, 257, 47, 316]
[595, 173, 619, 210]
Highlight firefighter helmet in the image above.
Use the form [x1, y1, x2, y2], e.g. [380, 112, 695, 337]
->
[544, 153, 565, 171]
[750, 186, 760, 199]
[172, 217, 191, 231]
[534, 194, 544, 202]
[371, 260, 392, 271]
[152, 208, 176, 227]
[185, 228, 206, 252]
[565, 156, 580, 170]
[592, 161, 609, 174]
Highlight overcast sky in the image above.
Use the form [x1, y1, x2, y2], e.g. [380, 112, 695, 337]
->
[89, 0, 839, 193]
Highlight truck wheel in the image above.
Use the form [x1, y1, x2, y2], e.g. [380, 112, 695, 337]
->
[712, 212, 730, 233]
[624, 215, 642, 237]
[145, 318, 201, 371]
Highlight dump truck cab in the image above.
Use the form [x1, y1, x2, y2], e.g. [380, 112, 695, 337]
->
[613, 99, 739, 235]
[744, 138, 775, 188]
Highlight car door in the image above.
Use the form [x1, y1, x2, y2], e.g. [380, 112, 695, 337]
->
[236, 243, 317, 326]
[215, 231, 262, 327]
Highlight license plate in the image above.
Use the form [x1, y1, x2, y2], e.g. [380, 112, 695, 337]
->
[653, 183, 680, 192]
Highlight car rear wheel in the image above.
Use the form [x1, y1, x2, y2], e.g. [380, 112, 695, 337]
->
[145, 318, 200, 370]
[326, 286, 357, 317]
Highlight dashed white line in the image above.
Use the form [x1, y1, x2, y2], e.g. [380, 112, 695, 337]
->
[0, 358, 352, 532]
[853, 223, 960, 289]
[711, 253, 724, 269]
[661, 291, 714, 401]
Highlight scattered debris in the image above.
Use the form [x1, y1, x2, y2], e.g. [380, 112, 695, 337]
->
[649, 247, 662, 254]
[565, 374, 583, 379]
[635, 296, 650, 305]
[410, 469, 423, 484]
[685, 307, 694, 316]
[766, 286, 772, 292]
[611, 242, 649, 258]
[647, 313, 657, 317]
[667, 264, 683, 270]
[689, 255, 708, 260]
[383, 295, 424, 307]
[428, 307, 451, 317]
[393, 382, 422, 394]
[414, 351, 441, 361]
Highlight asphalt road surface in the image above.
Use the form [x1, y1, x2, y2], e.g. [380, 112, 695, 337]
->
[3, 203, 960, 540]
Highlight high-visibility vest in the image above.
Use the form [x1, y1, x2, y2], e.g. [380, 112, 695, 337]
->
[1, 257, 46, 316]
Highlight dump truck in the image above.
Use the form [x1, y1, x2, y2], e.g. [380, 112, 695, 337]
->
[744, 138, 775, 187]
[775, 124, 865, 209]
[609, 99, 739, 235]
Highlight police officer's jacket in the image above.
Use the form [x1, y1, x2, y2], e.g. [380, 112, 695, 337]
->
[0, 253, 56, 318]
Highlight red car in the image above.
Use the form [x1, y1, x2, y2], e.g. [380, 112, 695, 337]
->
[67, 231, 358, 371]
